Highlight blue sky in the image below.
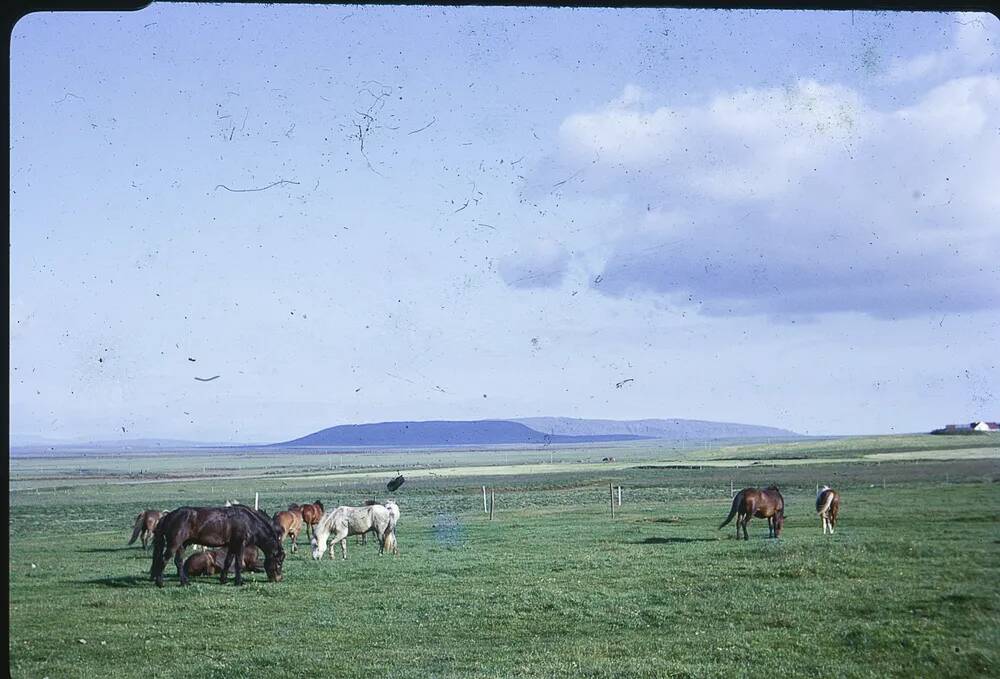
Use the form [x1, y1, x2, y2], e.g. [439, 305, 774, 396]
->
[9, 6, 999, 442]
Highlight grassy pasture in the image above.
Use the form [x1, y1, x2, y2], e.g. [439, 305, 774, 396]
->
[8, 435, 1000, 678]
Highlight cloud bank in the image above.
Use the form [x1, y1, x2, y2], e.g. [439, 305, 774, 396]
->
[524, 15, 1000, 318]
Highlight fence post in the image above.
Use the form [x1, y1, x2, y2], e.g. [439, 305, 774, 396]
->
[610, 483, 615, 518]
[489, 490, 495, 520]
[482, 485, 488, 514]
[617, 486, 622, 507]
[255, 492, 259, 510]
[730, 480, 735, 498]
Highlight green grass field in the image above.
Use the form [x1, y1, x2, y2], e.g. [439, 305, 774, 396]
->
[8, 435, 1000, 678]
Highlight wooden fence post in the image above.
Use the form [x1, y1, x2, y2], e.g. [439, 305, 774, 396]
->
[489, 490, 495, 520]
[255, 492, 259, 510]
[610, 483, 615, 518]
[730, 480, 735, 498]
[483, 485, 488, 514]
[617, 486, 622, 507]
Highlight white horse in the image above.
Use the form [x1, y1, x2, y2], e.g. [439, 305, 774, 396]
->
[311, 504, 394, 560]
[382, 500, 400, 556]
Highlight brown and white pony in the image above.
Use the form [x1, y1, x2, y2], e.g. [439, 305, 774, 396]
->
[273, 509, 304, 553]
[128, 510, 166, 550]
[719, 486, 785, 540]
[816, 486, 840, 534]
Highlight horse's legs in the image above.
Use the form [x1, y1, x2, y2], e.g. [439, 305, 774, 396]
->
[289, 531, 297, 553]
[232, 543, 245, 586]
[740, 515, 751, 540]
[220, 548, 236, 585]
[174, 548, 187, 585]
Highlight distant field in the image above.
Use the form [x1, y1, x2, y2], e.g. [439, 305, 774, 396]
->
[8, 435, 1000, 678]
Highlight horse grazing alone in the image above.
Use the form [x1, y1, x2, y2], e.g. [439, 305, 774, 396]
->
[182, 545, 262, 578]
[719, 486, 785, 540]
[294, 501, 324, 542]
[311, 504, 394, 560]
[150, 505, 285, 587]
[272, 509, 304, 553]
[816, 486, 841, 534]
[128, 510, 165, 550]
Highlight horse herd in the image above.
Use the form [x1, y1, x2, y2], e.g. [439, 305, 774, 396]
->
[128, 485, 842, 587]
[129, 499, 402, 587]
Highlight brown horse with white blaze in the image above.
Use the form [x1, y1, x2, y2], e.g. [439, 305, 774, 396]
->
[816, 486, 840, 534]
[719, 486, 785, 540]
[128, 510, 166, 550]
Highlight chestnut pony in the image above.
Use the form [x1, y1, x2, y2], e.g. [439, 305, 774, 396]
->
[273, 509, 304, 553]
[128, 510, 166, 550]
[150, 505, 284, 587]
[290, 501, 324, 542]
[182, 545, 263, 579]
[719, 486, 785, 540]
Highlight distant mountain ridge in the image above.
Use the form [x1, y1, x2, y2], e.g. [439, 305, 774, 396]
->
[514, 417, 799, 440]
[275, 417, 800, 447]
[275, 420, 650, 447]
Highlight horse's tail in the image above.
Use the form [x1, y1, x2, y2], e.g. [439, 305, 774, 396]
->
[719, 491, 743, 529]
[817, 490, 835, 516]
[150, 523, 168, 581]
[128, 513, 144, 545]
[383, 529, 398, 555]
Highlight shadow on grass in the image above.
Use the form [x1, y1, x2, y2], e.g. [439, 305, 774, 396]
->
[81, 575, 152, 588]
[78, 546, 142, 554]
[636, 536, 718, 545]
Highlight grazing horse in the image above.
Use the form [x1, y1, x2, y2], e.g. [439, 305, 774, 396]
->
[181, 545, 263, 578]
[128, 510, 165, 550]
[311, 504, 393, 560]
[357, 500, 401, 554]
[296, 501, 324, 542]
[150, 505, 285, 587]
[273, 509, 304, 553]
[816, 486, 841, 534]
[719, 486, 785, 540]
[383, 500, 400, 556]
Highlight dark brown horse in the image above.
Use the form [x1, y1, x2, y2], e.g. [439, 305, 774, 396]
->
[273, 509, 304, 553]
[150, 505, 284, 587]
[128, 510, 165, 550]
[816, 486, 841, 534]
[295, 501, 324, 541]
[181, 545, 263, 578]
[719, 486, 785, 540]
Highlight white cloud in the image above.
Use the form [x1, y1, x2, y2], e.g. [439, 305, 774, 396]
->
[887, 12, 998, 82]
[498, 239, 571, 289]
[535, 69, 1000, 317]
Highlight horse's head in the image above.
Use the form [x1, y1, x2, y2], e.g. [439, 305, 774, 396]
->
[310, 523, 328, 560]
[265, 544, 285, 582]
[773, 511, 785, 537]
[314, 500, 324, 511]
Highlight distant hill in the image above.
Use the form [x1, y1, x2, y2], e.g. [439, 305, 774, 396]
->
[275, 417, 800, 447]
[514, 417, 800, 440]
[276, 420, 650, 447]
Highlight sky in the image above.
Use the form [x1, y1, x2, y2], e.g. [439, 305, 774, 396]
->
[9, 5, 1000, 443]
